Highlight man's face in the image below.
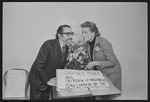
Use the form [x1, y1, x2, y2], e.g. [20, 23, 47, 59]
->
[59, 27, 74, 45]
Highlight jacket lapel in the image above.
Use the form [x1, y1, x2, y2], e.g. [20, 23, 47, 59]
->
[56, 39, 69, 63]
[56, 39, 63, 59]
[93, 36, 101, 61]
[92, 37, 98, 61]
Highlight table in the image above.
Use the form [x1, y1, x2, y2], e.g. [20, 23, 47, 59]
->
[51, 75, 121, 100]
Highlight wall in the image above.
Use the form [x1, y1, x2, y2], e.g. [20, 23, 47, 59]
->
[3, 2, 147, 100]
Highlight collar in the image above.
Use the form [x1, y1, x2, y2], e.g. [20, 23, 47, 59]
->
[89, 36, 96, 44]
[58, 38, 65, 48]
[89, 36, 95, 42]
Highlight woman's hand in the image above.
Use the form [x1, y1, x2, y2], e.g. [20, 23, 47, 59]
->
[85, 61, 100, 70]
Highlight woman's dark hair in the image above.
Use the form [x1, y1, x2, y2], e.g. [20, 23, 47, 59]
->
[55, 25, 71, 39]
[80, 21, 101, 37]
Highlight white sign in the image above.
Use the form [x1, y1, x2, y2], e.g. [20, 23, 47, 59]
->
[56, 69, 109, 89]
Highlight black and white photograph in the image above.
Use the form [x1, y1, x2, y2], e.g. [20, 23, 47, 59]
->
[2, 2, 147, 100]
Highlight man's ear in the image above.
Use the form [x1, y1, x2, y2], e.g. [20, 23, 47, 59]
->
[58, 34, 63, 38]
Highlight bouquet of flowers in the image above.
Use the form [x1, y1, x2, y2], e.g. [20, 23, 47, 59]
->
[64, 38, 90, 70]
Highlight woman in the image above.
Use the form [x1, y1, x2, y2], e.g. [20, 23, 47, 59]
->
[80, 21, 122, 100]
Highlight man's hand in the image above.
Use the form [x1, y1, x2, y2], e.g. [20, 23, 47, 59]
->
[47, 77, 57, 86]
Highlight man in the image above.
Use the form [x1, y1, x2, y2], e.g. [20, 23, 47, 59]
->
[28, 25, 74, 100]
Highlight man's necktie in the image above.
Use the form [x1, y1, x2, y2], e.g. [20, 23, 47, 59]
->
[62, 45, 66, 55]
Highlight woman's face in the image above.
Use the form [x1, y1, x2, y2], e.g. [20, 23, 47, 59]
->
[81, 27, 95, 42]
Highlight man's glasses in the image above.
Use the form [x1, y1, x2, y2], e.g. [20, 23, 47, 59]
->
[61, 32, 75, 36]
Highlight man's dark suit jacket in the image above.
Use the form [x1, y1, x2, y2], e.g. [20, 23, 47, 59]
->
[28, 39, 69, 91]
